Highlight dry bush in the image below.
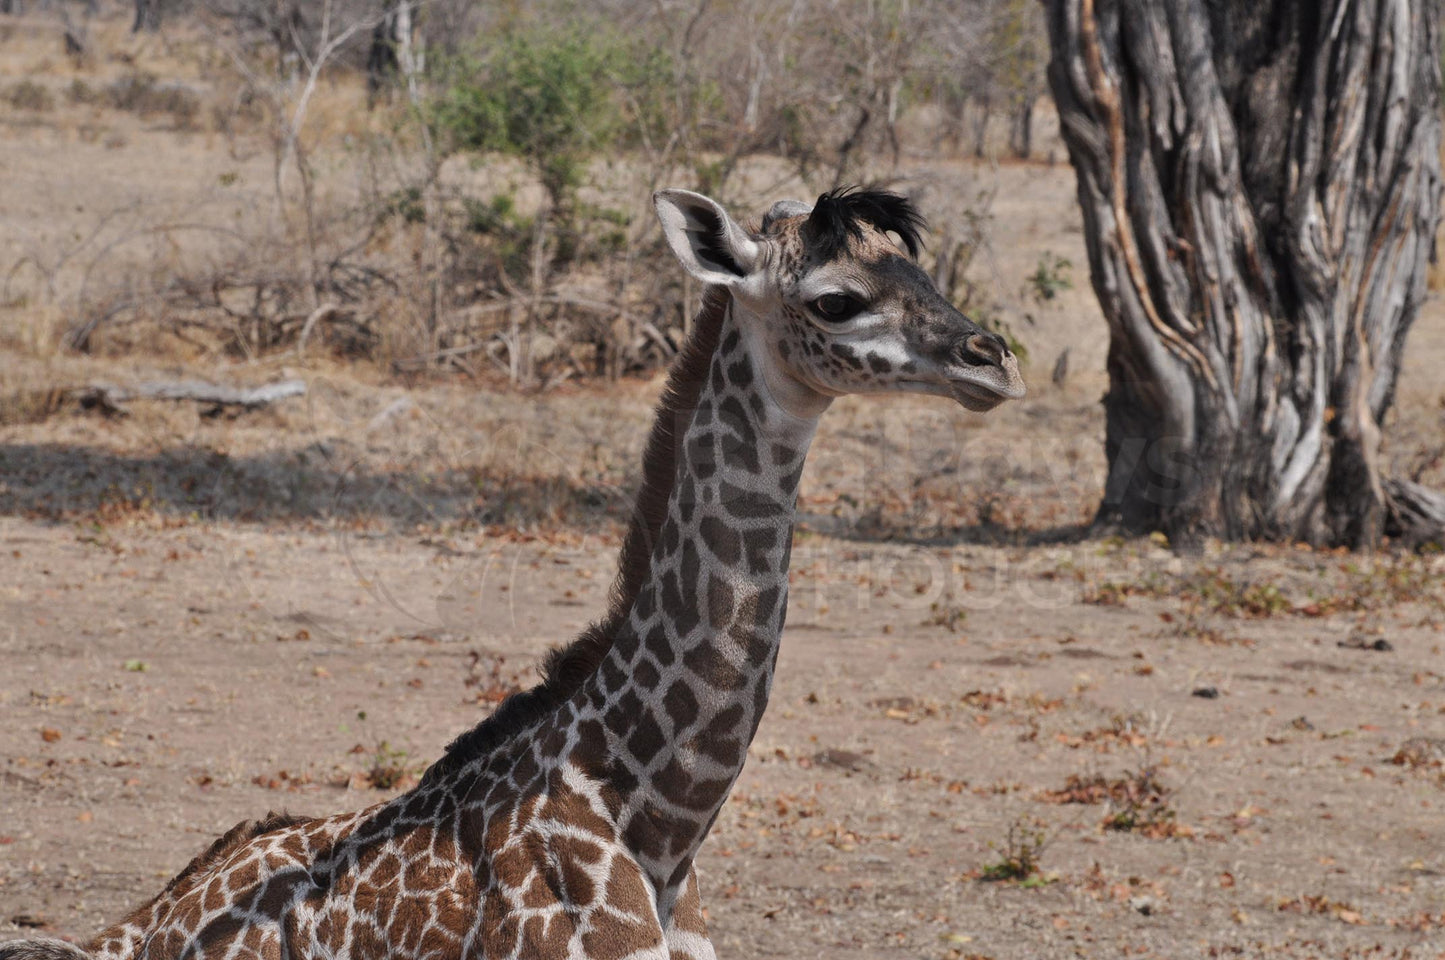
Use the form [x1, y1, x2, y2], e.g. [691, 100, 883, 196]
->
[103, 72, 203, 129]
[3, 0, 1051, 382]
[4, 79, 55, 111]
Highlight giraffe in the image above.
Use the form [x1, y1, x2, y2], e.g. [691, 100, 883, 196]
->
[1, 186, 1024, 960]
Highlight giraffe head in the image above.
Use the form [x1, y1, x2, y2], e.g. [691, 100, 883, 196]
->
[654, 186, 1026, 418]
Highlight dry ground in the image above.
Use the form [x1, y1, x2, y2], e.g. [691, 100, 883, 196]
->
[4, 378, 1445, 960]
[4, 358, 1445, 960]
[5, 16, 1445, 959]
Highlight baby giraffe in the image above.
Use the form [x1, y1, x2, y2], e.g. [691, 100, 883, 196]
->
[2, 187, 1023, 960]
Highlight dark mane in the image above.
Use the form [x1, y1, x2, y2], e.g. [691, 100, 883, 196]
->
[423, 287, 731, 781]
[805, 185, 926, 261]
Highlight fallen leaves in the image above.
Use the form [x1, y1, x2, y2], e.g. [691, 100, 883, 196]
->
[1391, 737, 1445, 769]
[1036, 768, 1194, 838]
[1386, 911, 1445, 932]
[959, 689, 1009, 710]
[868, 695, 942, 723]
[464, 651, 526, 704]
[1038, 773, 1140, 805]
[1277, 894, 1366, 925]
[252, 770, 313, 791]
[1108, 811, 1193, 840]
[1054, 725, 1148, 750]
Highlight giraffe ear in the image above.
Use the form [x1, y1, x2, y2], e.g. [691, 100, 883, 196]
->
[653, 189, 761, 287]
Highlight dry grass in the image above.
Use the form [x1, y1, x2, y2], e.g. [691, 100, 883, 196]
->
[0, 3, 1099, 394]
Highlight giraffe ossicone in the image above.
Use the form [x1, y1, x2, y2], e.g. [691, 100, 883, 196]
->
[1, 187, 1023, 960]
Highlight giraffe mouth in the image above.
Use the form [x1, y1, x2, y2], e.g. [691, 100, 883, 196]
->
[947, 379, 1018, 412]
[894, 370, 1025, 412]
[934, 351, 1027, 411]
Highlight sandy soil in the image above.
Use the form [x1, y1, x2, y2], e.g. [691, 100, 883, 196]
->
[3, 362, 1445, 960]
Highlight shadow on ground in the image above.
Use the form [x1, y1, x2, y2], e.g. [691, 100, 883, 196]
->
[0, 443, 626, 531]
[0, 441, 1085, 545]
[799, 512, 1096, 548]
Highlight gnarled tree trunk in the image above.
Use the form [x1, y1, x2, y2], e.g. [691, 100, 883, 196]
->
[1044, 0, 1445, 547]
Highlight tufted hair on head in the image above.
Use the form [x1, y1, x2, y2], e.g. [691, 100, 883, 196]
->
[804, 186, 926, 261]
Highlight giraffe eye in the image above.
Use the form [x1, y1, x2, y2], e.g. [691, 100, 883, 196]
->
[811, 293, 863, 322]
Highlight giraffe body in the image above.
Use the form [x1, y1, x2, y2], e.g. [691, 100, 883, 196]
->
[1, 188, 1023, 960]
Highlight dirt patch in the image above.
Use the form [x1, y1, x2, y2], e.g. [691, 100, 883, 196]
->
[3, 366, 1445, 959]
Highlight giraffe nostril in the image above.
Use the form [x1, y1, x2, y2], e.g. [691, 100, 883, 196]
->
[957, 332, 1010, 367]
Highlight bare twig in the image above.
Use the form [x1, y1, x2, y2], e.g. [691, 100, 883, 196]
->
[296, 301, 340, 356]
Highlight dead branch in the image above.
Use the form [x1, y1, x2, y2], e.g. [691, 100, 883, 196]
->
[296, 301, 340, 356]
[1385, 477, 1445, 548]
[80, 378, 307, 415]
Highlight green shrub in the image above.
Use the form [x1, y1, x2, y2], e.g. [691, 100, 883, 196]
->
[425, 27, 671, 278]
[428, 30, 628, 211]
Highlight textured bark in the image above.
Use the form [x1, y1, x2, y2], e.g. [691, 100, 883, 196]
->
[1009, 96, 1035, 159]
[367, 0, 420, 107]
[366, 1, 400, 107]
[1044, 0, 1443, 547]
[132, 0, 160, 33]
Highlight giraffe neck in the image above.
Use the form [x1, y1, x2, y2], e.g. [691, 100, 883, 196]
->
[574, 299, 819, 909]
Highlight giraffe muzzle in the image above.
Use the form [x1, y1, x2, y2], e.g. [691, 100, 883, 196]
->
[942, 332, 1026, 411]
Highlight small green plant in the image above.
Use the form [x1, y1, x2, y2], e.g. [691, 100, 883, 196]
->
[1093, 767, 1193, 838]
[1342, 555, 1444, 610]
[1081, 580, 1132, 606]
[463, 192, 520, 235]
[1088, 566, 1291, 620]
[1187, 570, 1292, 618]
[980, 816, 1051, 883]
[353, 711, 417, 790]
[1026, 251, 1073, 303]
[925, 600, 968, 632]
[365, 740, 412, 790]
[383, 185, 426, 225]
[996, 250, 1074, 360]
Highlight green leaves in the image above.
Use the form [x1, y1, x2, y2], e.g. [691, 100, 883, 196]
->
[428, 29, 645, 204]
